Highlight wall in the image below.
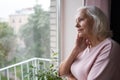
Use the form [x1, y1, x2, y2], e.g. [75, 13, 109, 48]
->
[86, 0, 111, 21]
[60, 0, 84, 61]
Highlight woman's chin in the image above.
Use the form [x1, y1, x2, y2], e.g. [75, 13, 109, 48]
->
[78, 33, 85, 37]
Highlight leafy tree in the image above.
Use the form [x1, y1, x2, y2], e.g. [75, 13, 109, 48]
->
[0, 22, 15, 68]
[19, 5, 50, 59]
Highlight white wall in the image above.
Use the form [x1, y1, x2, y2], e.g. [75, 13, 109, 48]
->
[60, 0, 84, 60]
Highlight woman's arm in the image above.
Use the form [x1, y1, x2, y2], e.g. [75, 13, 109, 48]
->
[87, 43, 111, 80]
[59, 34, 87, 76]
[59, 47, 82, 76]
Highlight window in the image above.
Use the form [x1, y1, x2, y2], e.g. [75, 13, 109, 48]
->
[19, 19, 21, 23]
[0, 0, 59, 68]
[12, 19, 15, 23]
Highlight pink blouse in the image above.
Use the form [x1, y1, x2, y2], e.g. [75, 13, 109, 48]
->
[71, 38, 113, 80]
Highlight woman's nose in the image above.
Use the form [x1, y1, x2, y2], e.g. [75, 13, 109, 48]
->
[75, 23, 80, 28]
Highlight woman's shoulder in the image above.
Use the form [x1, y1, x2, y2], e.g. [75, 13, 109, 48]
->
[110, 39, 120, 48]
[105, 38, 120, 50]
[102, 38, 120, 47]
[104, 38, 120, 50]
[108, 38, 120, 61]
[97, 38, 112, 49]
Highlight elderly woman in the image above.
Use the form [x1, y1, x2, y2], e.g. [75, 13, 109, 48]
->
[59, 6, 120, 80]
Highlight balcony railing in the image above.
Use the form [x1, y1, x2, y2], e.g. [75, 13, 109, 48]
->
[0, 58, 51, 80]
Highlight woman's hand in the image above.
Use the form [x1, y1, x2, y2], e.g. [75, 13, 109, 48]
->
[75, 33, 87, 51]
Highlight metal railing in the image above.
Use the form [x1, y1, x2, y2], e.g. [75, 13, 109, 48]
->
[0, 58, 51, 80]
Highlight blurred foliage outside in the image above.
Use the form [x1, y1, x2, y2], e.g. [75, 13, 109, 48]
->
[0, 5, 50, 68]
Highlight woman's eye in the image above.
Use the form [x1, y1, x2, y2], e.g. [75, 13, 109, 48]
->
[76, 17, 84, 23]
[79, 18, 84, 22]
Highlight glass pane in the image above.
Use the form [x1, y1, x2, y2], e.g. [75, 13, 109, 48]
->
[0, 0, 51, 68]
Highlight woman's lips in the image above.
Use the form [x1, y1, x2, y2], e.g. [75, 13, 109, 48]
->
[78, 29, 84, 32]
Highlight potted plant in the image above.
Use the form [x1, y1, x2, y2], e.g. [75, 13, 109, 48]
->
[25, 51, 65, 80]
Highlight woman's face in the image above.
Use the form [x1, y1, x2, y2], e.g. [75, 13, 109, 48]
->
[75, 9, 94, 38]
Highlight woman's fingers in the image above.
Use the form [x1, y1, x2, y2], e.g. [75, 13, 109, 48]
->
[75, 33, 87, 50]
[86, 39, 92, 48]
[77, 32, 92, 48]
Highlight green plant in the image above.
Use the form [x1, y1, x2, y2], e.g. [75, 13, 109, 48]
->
[25, 50, 65, 80]
[26, 62, 63, 80]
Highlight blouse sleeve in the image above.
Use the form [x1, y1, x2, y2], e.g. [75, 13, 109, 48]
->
[87, 43, 111, 80]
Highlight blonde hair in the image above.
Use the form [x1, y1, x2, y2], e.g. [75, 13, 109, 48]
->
[78, 6, 112, 39]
